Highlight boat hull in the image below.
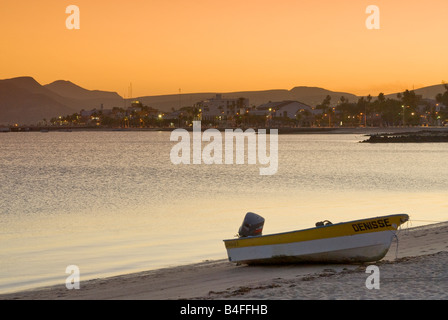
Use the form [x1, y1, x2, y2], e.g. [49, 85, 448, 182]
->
[224, 214, 409, 264]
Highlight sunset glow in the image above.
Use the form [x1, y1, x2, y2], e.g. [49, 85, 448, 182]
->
[1, 0, 447, 97]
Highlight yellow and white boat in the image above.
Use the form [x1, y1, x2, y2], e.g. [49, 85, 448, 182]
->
[223, 213, 409, 264]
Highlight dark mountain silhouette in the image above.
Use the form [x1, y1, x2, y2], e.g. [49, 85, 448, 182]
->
[0, 77, 123, 125]
[44, 80, 122, 105]
[385, 84, 448, 100]
[289, 86, 359, 106]
[1, 76, 66, 103]
[1, 76, 446, 125]
[132, 90, 294, 112]
[0, 77, 75, 125]
[134, 87, 359, 112]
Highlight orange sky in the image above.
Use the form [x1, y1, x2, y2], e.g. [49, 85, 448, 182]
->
[1, 0, 447, 97]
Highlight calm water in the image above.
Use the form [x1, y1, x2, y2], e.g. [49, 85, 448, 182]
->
[1, 131, 447, 293]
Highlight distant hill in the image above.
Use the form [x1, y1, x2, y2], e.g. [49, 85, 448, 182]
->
[289, 86, 359, 106]
[0, 77, 75, 125]
[44, 80, 123, 107]
[133, 90, 293, 112]
[385, 84, 448, 100]
[0, 77, 123, 125]
[1, 76, 65, 102]
[134, 86, 359, 112]
[1, 76, 447, 125]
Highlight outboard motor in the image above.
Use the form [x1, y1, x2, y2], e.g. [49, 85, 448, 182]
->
[238, 212, 265, 237]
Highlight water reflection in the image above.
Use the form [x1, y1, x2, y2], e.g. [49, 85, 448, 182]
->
[0, 132, 447, 293]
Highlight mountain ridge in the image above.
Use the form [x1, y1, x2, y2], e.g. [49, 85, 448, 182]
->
[1, 76, 447, 125]
[44, 80, 122, 101]
[132, 86, 360, 112]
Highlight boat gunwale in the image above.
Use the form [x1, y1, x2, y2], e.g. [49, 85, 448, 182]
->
[223, 213, 409, 243]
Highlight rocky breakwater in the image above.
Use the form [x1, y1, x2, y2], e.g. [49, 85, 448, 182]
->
[362, 130, 448, 143]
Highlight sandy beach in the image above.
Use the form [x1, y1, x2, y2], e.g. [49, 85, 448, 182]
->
[2, 220, 448, 300]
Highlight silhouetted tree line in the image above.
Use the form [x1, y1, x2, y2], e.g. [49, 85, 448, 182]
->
[315, 86, 448, 127]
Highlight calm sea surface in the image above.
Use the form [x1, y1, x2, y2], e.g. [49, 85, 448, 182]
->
[1, 131, 447, 293]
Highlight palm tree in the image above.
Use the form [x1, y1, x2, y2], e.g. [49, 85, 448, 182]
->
[316, 95, 332, 127]
[436, 84, 448, 106]
[365, 94, 372, 126]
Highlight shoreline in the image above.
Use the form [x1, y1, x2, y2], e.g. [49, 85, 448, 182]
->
[2, 126, 447, 135]
[2, 220, 448, 300]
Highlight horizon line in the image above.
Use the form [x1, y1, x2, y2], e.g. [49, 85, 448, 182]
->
[1, 75, 446, 99]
